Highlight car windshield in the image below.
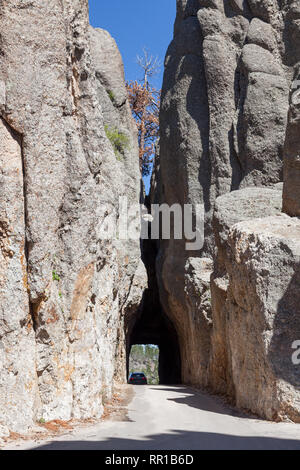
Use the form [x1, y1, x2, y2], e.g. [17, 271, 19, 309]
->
[132, 373, 145, 377]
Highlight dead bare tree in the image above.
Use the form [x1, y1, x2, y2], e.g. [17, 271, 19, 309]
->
[126, 49, 161, 176]
[136, 48, 161, 88]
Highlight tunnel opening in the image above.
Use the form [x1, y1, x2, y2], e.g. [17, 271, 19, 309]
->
[129, 344, 159, 384]
[128, 302, 182, 385]
[126, 210, 182, 385]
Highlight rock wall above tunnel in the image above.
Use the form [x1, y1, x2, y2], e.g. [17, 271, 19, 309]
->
[153, 0, 300, 421]
[0, 0, 146, 437]
[160, 0, 292, 246]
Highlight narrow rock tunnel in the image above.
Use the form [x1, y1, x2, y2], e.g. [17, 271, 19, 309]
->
[128, 292, 182, 385]
[126, 210, 182, 385]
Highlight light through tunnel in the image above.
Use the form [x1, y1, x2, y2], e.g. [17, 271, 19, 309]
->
[129, 344, 159, 384]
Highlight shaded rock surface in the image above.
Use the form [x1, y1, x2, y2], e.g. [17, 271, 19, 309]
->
[283, 64, 300, 217]
[0, 0, 145, 436]
[152, 0, 300, 421]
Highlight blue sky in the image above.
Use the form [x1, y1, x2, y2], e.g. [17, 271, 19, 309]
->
[89, 0, 176, 89]
[89, 1, 176, 192]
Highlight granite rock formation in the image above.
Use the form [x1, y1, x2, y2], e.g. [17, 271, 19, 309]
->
[0, 0, 146, 437]
[283, 63, 300, 217]
[225, 214, 300, 421]
[1, 0, 300, 437]
[153, 0, 300, 421]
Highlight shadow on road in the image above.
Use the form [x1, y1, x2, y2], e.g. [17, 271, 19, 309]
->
[31, 429, 300, 450]
[149, 386, 252, 419]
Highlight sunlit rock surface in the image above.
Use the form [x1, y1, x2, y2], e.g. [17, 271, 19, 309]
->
[0, 0, 145, 435]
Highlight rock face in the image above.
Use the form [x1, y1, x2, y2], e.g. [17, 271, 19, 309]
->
[225, 214, 300, 422]
[1, 0, 300, 435]
[161, 0, 290, 234]
[154, 0, 300, 420]
[0, 1, 145, 436]
[283, 67, 300, 217]
[208, 187, 283, 396]
[0, 117, 38, 436]
[209, 187, 300, 421]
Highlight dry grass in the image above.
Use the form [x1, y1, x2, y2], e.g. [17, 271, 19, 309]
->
[9, 432, 23, 440]
[40, 419, 73, 432]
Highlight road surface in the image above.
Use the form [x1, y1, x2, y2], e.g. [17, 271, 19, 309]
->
[4, 385, 300, 450]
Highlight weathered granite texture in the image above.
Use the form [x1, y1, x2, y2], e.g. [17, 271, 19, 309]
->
[208, 187, 283, 396]
[161, 0, 291, 251]
[226, 214, 300, 421]
[208, 187, 300, 422]
[283, 65, 300, 217]
[1, 0, 300, 435]
[0, 1, 145, 436]
[153, 0, 300, 420]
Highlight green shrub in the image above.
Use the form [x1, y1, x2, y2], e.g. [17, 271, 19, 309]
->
[104, 125, 129, 160]
[107, 89, 115, 103]
[52, 270, 60, 282]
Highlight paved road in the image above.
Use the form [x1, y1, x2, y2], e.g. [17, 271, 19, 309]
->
[4, 385, 300, 450]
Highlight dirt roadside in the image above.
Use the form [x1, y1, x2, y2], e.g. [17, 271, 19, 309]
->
[0, 384, 134, 450]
